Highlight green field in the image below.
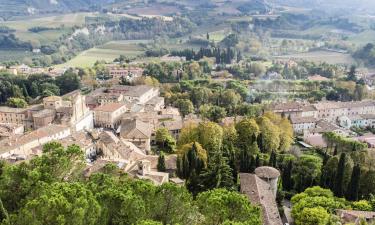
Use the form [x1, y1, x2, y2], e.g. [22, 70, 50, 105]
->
[59, 40, 149, 68]
[347, 30, 375, 46]
[0, 50, 34, 62]
[1, 13, 93, 44]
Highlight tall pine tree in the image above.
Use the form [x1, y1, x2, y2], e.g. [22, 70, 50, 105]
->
[346, 164, 361, 201]
[334, 153, 346, 197]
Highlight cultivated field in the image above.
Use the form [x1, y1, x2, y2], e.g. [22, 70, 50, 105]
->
[60, 40, 149, 68]
[1, 13, 93, 43]
[274, 50, 356, 65]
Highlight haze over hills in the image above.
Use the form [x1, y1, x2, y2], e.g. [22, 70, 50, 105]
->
[0, 0, 114, 19]
[269, 0, 375, 13]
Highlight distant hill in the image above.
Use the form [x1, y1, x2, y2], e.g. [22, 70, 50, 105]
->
[0, 0, 113, 19]
[269, 0, 375, 13]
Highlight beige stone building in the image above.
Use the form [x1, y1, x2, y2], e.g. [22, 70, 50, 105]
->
[0, 125, 71, 160]
[93, 103, 127, 129]
[0, 91, 93, 132]
[0, 107, 27, 124]
[120, 119, 151, 152]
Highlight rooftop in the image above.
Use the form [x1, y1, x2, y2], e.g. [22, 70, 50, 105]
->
[255, 166, 280, 179]
[290, 116, 317, 124]
[93, 103, 126, 112]
[0, 107, 27, 114]
[240, 173, 283, 225]
[108, 85, 155, 97]
[121, 119, 151, 139]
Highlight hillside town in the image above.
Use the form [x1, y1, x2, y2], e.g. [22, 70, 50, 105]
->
[1, 59, 375, 225]
[3, 0, 375, 223]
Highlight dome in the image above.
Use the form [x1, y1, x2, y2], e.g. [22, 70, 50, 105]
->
[255, 166, 280, 179]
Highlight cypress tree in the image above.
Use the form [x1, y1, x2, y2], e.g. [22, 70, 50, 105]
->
[282, 160, 293, 191]
[346, 164, 361, 201]
[269, 151, 277, 168]
[157, 153, 166, 172]
[176, 156, 182, 177]
[249, 155, 256, 173]
[334, 153, 346, 197]
[182, 154, 190, 178]
[255, 154, 261, 168]
[333, 145, 338, 156]
[257, 133, 263, 152]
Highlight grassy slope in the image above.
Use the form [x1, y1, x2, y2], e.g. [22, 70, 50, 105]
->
[59, 40, 149, 68]
[1, 13, 92, 43]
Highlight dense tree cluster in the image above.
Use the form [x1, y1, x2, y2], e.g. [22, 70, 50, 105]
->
[171, 47, 238, 64]
[176, 112, 294, 194]
[0, 70, 81, 105]
[0, 142, 262, 225]
[162, 79, 263, 119]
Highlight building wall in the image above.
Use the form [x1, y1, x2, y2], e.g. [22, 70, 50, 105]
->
[292, 122, 316, 134]
[0, 111, 26, 124]
[0, 127, 71, 159]
[75, 112, 94, 132]
[94, 106, 127, 129]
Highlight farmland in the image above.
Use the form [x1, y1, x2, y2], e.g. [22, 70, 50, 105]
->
[1, 13, 92, 44]
[60, 40, 149, 68]
[274, 50, 356, 65]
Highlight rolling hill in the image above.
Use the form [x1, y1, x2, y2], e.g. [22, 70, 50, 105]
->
[0, 0, 114, 19]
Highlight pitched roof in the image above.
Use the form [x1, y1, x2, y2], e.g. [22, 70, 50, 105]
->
[93, 103, 126, 112]
[290, 116, 317, 124]
[108, 85, 154, 97]
[121, 119, 151, 139]
[240, 173, 283, 225]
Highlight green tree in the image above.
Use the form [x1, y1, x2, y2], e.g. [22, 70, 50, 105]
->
[177, 142, 207, 180]
[197, 121, 223, 154]
[174, 99, 194, 117]
[196, 189, 261, 225]
[282, 160, 294, 191]
[157, 153, 166, 172]
[155, 127, 176, 153]
[293, 155, 322, 192]
[297, 207, 330, 225]
[0, 198, 9, 225]
[198, 152, 235, 192]
[291, 186, 347, 225]
[14, 182, 101, 225]
[235, 118, 259, 153]
[137, 220, 162, 225]
[151, 183, 200, 225]
[352, 200, 373, 211]
[346, 164, 361, 201]
[56, 69, 81, 95]
[6, 97, 27, 108]
[269, 151, 277, 168]
[334, 153, 346, 197]
[257, 116, 280, 153]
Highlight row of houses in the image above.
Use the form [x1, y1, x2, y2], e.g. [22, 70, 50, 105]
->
[0, 91, 93, 132]
[272, 100, 375, 135]
[0, 84, 185, 185]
